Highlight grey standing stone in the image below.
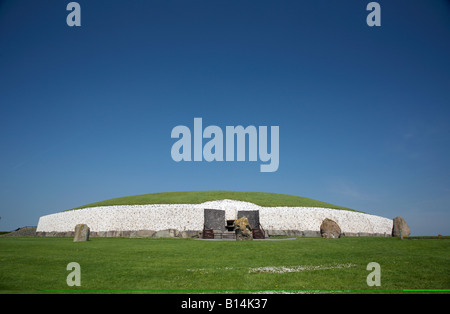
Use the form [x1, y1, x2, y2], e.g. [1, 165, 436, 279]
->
[73, 224, 90, 242]
[392, 216, 410, 238]
[204, 209, 226, 232]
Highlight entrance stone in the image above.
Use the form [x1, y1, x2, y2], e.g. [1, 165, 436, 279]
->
[234, 217, 253, 241]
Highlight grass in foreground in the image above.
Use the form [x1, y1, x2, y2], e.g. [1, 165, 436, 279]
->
[69, 191, 356, 212]
[0, 237, 449, 293]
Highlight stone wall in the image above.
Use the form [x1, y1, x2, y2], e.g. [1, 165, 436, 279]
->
[36, 199, 393, 237]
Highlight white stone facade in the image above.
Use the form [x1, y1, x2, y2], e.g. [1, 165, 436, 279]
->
[36, 199, 393, 236]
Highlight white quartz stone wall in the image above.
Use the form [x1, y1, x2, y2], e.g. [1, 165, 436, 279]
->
[36, 199, 393, 235]
[258, 207, 392, 234]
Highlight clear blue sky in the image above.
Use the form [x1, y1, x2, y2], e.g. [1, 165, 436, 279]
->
[0, 0, 449, 235]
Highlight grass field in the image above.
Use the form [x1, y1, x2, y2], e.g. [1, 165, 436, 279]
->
[69, 191, 357, 212]
[1, 237, 449, 294]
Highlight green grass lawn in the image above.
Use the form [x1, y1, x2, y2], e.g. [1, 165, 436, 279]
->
[1, 237, 449, 293]
[69, 191, 357, 212]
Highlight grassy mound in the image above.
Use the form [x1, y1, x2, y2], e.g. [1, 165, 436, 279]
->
[69, 191, 357, 212]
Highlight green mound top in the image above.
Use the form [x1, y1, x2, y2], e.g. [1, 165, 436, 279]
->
[69, 191, 358, 212]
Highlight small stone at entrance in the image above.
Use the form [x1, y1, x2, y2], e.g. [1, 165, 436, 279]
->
[234, 217, 253, 241]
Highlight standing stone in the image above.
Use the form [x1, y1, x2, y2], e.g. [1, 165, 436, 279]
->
[204, 209, 226, 232]
[73, 224, 90, 242]
[392, 216, 410, 238]
[234, 217, 253, 241]
[320, 218, 341, 238]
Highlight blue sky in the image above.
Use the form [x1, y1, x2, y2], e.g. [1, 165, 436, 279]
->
[0, 0, 449, 235]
